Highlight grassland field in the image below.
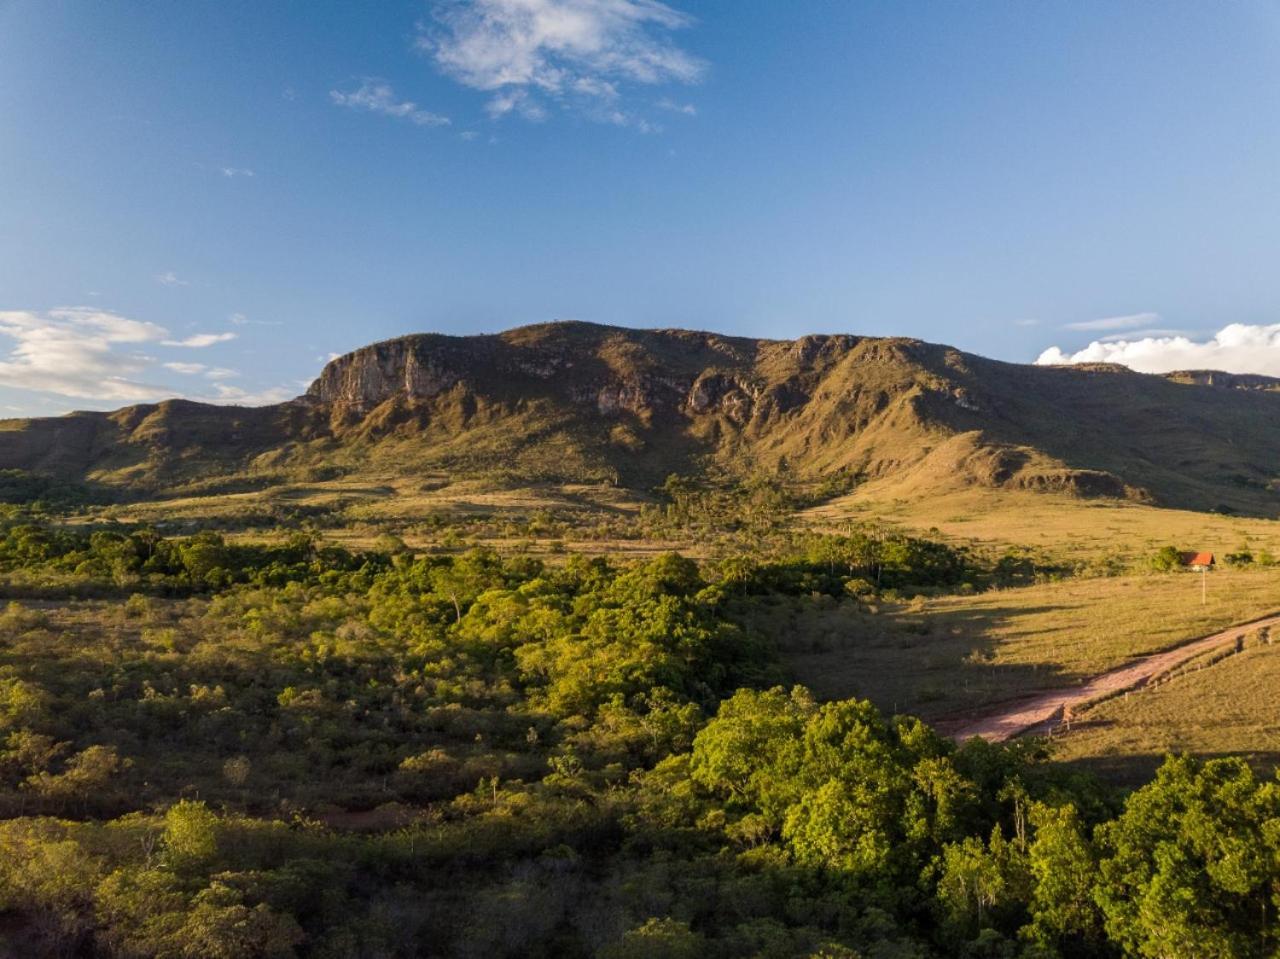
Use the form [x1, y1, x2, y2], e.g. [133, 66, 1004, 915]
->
[808, 486, 1280, 564]
[51, 475, 1280, 781]
[770, 564, 1280, 723]
[1050, 641, 1280, 785]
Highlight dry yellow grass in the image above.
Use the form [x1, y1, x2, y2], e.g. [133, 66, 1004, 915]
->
[775, 566, 1280, 724]
[1050, 642, 1280, 783]
[99, 476, 649, 526]
[804, 487, 1280, 564]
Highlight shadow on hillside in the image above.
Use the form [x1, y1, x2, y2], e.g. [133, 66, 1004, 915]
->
[765, 597, 1082, 724]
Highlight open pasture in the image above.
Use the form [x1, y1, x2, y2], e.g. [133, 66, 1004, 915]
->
[1051, 642, 1280, 784]
[775, 565, 1280, 728]
[805, 487, 1280, 565]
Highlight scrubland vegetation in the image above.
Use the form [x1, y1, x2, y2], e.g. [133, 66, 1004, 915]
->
[0, 492, 1279, 957]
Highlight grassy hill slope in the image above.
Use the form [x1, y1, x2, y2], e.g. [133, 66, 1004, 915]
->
[1, 321, 1278, 514]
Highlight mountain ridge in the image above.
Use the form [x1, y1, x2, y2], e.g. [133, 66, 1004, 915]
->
[2, 321, 1278, 515]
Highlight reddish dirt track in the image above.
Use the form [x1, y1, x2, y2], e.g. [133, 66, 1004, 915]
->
[949, 612, 1280, 742]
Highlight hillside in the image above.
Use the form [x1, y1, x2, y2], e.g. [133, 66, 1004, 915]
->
[2, 320, 1280, 514]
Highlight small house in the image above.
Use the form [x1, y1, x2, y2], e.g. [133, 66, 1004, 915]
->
[1179, 551, 1216, 570]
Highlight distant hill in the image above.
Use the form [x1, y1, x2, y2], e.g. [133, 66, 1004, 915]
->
[2, 321, 1279, 514]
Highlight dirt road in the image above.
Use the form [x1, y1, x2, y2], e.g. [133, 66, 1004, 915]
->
[950, 612, 1280, 742]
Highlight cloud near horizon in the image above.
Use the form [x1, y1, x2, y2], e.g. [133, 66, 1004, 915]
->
[421, 0, 704, 126]
[1062, 312, 1159, 332]
[1036, 323, 1280, 376]
[0, 307, 292, 407]
[162, 332, 238, 348]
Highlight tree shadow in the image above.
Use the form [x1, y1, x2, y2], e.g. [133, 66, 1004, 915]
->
[771, 597, 1085, 724]
[1053, 750, 1280, 790]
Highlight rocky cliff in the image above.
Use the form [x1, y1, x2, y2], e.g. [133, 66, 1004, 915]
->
[2, 321, 1279, 513]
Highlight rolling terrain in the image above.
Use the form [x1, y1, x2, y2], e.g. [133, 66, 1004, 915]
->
[3, 321, 1280, 516]
[5, 320, 1280, 781]
[3, 324, 1280, 955]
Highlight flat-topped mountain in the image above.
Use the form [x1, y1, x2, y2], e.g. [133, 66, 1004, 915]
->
[2, 321, 1279, 513]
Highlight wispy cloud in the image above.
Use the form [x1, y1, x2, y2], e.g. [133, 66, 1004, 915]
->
[162, 332, 237, 348]
[219, 166, 255, 178]
[485, 87, 548, 120]
[0, 307, 295, 409]
[1097, 328, 1187, 343]
[1036, 323, 1280, 376]
[656, 97, 695, 116]
[420, 0, 705, 125]
[227, 312, 281, 328]
[209, 383, 296, 405]
[163, 361, 206, 375]
[1062, 312, 1160, 332]
[0, 308, 174, 402]
[330, 79, 451, 126]
[154, 271, 189, 287]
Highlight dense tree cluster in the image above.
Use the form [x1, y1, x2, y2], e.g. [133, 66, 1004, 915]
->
[0, 525, 1275, 956]
[0, 525, 380, 594]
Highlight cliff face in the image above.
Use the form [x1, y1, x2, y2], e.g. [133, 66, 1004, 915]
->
[301, 324, 876, 427]
[306, 336, 465, 409]
[3, 320, 1280, 514]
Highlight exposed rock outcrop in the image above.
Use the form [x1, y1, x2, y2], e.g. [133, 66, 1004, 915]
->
[2, 320, 1280, 514]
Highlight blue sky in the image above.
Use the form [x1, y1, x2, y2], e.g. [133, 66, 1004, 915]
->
[3, 0, 1280, 414]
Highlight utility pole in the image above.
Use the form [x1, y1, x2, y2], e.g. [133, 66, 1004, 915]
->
[1201, 565, 1207, 605]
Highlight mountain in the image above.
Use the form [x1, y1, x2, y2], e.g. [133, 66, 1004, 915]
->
[2, 321, 1279, 514]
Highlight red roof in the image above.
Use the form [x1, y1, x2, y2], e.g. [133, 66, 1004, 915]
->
[1179, 551, 1216, 567]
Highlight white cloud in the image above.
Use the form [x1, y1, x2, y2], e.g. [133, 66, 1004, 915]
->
[421, 0, 704, 124]
[0, 308, 174, 402]
[656, 97, 695, 115]
[226, 312, 281, 328]
[162, 332, 237, 348]
[155, 271, 189, 287]
[0, 307, 299, 410]
[1036, 323, 1280, 376]
[1062, 312, 1159, 332]
[485, 86, 547, 119]
[220, 166, 255, 178]
[1097, 328, 1187, 343]
[599, 107, 657, 132]
[209, 383, 296, 405]
[330, 79, 451, 126]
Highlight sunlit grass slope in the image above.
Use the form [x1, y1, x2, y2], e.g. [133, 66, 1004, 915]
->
[1051, 642, 1280, 784]
[774, 566, 1280, 723]
[806, 487, 1280, 564]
